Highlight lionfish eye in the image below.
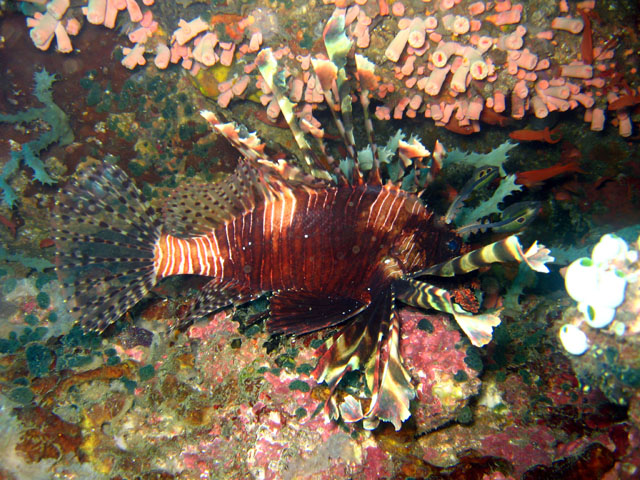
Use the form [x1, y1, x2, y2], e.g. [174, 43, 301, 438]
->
[446, 239, 460, 253]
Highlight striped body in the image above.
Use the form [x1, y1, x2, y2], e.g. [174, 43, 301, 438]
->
[154, 183, 437, 302]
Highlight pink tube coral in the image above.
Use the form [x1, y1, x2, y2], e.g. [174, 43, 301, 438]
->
[424, 65, 451, 96]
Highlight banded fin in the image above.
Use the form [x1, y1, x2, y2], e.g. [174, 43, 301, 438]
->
[395, 279, 500, 347]
[314, 14, 357, 160]
[451, 305, 502, 348]
[312, 289, 415, 430]
[354, 54, 381, 184]
[338, 395, 364, 423]
[362, 304, 414, 430]
[52, 163, 162, 331]
[412, 235, 554, 277]
[267, 291, 366, 335]
[201, 110, 267, 161]
[164, 155, 325, 239]
[256, 49, 329, 172]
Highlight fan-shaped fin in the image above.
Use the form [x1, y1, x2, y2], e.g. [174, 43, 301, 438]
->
[52, 163, 162, 332]
[362, 305, 414, 431]
[267, 290, 366, 335]
[312, 288, 415, 430]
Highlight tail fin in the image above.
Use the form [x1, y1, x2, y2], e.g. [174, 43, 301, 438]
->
[52, 163, 162, 331]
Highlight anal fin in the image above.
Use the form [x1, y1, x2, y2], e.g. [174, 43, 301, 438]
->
[267, 290, 366, 335]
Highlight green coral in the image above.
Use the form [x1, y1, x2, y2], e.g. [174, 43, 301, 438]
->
[0, 69, 73, 206]
[444, 141, 517, 175]
[455, 174, 523, 228]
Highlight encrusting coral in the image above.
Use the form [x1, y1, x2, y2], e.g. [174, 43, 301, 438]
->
[16, 0, 640, 136]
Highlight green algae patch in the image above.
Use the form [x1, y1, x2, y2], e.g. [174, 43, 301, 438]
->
[139, 364, 156, 382]
[26, 343, 52, 377]
[453, 370, 468, 382]
[464, 347, 483, 372]
[418, 318, 434, 333]
[456, 406, 473, 424]
[288, 379, 310, 392]
[296, 363, 314, 375]
[8, 386, 34, 405]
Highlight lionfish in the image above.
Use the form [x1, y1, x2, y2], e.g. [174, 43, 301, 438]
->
[53, 15, 553, 430]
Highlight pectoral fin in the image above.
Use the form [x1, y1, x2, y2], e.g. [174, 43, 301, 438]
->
[171, 279, 252, 332]
[311, 288, 415, 430]
[267, 291, 366, 335]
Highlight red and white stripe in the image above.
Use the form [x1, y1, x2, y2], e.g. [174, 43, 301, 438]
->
[153, 232, 224, 278]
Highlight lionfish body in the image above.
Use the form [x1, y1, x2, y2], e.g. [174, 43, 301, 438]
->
[159, 184, 417, 298]
[156, 179, 448, 323]
[53, 15, 553, 430]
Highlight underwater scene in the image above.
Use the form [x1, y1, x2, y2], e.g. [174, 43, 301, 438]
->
[0, 0, 639, 478]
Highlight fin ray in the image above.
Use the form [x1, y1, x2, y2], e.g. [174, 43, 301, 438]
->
[163, 161, 262, 237]
[267, 291, 366, 335]
[171, 279, 255, 332]
[53, 163, 161, 331]
[412, 235, 554, 277]
[312, 289, 415, 430]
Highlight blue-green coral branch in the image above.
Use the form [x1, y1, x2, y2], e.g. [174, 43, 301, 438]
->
[0, 69, 73, 206]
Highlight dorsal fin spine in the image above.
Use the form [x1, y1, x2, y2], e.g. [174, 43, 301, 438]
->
[256, 49, 327, 173]
[320, 15, 358, 162]
[355, 54, 382, 185]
